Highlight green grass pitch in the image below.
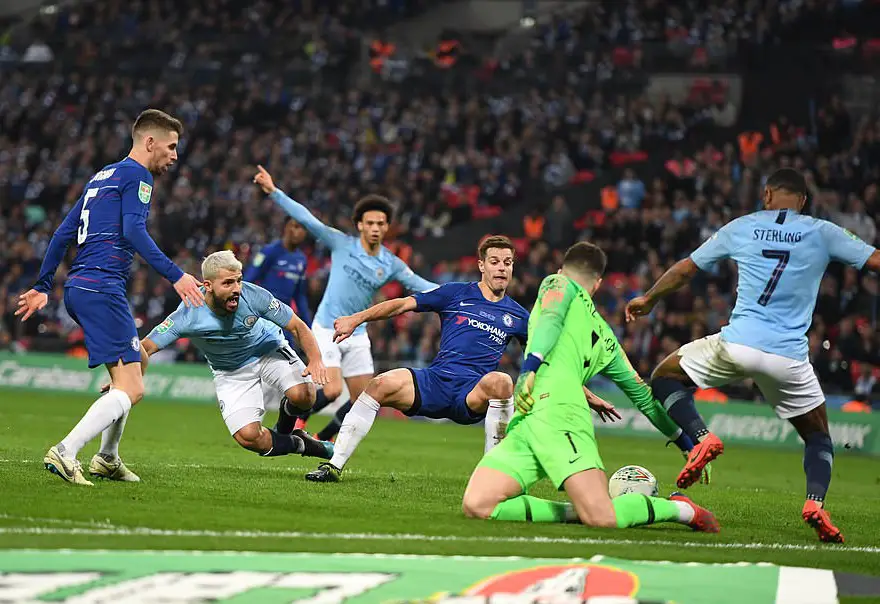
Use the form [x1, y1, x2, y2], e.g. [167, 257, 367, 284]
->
[1, 389, 879, 585]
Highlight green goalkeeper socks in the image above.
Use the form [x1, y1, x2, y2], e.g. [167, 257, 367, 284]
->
[612, 493, 682, 528]
[488, 493, 686, 527]
[489, 495, 574, 523]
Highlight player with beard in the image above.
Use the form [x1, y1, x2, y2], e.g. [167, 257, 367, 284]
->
[140, 251, 333, 459]
[305, 236, 529, 482]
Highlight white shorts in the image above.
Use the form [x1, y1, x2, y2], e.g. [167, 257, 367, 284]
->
[678, 334, 825, 419]
[213, 346, 313, 435]
[312, 322, 374, 378]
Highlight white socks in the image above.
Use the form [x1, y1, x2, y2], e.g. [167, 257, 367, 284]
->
[99, 406, 130, 460]
[484, 397, 513, 453]
[672, 500, 696, 523]
[60, 389, 132, 458]
[329, 392, 380, 469]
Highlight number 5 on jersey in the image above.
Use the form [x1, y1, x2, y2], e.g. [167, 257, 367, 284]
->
[77, 188, 99, 245]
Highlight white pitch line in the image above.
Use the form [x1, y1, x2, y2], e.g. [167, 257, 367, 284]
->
[0, 514, 115, 529]
[1, 525, 878, 555]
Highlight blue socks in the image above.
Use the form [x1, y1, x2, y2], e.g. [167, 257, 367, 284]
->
[651, 377, 709, 441]
[671, 431, 695, 452]
[803, 431, 834, 502]
[261, 429, 304, 457]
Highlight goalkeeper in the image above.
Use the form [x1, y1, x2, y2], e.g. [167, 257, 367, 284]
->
[461, 242, 719, 532]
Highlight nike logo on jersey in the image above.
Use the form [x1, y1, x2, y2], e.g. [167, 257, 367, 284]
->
[459, 302, 474, 306]
[568, 456, 581, 464]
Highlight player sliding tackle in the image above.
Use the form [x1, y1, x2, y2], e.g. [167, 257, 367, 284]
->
[305, 236, 529, 482]
[463, 242, 719, 533]
[626, 168, 880, 543]
[139, 251, 333, 459]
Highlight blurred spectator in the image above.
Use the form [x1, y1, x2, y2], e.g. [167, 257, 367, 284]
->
[543, 195, 573, 248]
[2, 0, 880, 410]
[617, 168, 646, 209]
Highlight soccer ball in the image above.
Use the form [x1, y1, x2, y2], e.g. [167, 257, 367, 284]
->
[608, 465, 659, 498]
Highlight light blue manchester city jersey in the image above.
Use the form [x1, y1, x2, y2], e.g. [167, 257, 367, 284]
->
[147, 281, 295, 371]
[690, 209, 875, 361]
[269, 190, 437, 334]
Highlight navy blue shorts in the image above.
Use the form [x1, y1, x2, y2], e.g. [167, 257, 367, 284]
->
[64, 287, 141, 369]
[406, 367, 484, 425]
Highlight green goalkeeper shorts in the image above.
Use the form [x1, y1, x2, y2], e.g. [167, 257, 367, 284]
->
[478, 412, 604, 491]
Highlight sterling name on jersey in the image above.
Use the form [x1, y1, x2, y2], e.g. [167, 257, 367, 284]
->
[691, 209, 875, 361]
[413, 282, 529, 378]
[269, 190, 437, 334]
[147, 282, 295, 371]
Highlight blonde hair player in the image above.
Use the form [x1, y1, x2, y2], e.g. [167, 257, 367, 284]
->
[138, 251, 333, 459]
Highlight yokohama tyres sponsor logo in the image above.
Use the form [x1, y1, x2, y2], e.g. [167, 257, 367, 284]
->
[455, 315, 508, 344]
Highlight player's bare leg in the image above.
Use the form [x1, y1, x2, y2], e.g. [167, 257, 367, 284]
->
[789, 404, 843, 543]
[465, 371, 514, 452]
[46, 359, 144, 486]
[651, 351, 723, 488]
[462, 467, 531, 519]
[305, 369, 414, 482]
[294, 366, 344, 431]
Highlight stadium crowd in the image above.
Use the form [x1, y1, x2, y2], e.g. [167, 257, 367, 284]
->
[1, 0, 879, 406]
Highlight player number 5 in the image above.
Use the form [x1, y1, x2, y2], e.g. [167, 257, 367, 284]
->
[758, 249, 790, 306]
[77, 188, 98, 245]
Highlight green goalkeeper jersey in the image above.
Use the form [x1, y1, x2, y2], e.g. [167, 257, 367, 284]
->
[512, 273, 680, 439]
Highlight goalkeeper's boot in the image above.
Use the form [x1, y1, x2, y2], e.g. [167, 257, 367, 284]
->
[293, 429, 334, 460]
[803, 500, 844, 543]
[677, 432, 724, 489]
[44, 446, 93, 486]
[305, 462, 342, 482]
[670, 492, 720, 533]
[89, 454, 141, 482]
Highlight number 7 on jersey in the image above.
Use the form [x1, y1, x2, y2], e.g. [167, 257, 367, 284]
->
[758, 249, 790, 306]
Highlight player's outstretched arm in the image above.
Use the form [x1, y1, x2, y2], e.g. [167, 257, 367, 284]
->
[253, 165, 346, 250]
[583, 386, 622, 423]
[515, 275, 577, 413]
[120, 183, 203, 307]
[865, 250, 880, 272]
[144, 310, 186, 355]
[333, 297, 418, 343]
[284, 314, 327, 386]
[523, 275, 576, 369]
[822, 221, 879, 272]
[391, 256, 438, 294]
[628, 223, 734, 322]
[17, 196, 86, 321]
[625, 258, 698, 322]
[598, 347, 683, 441]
